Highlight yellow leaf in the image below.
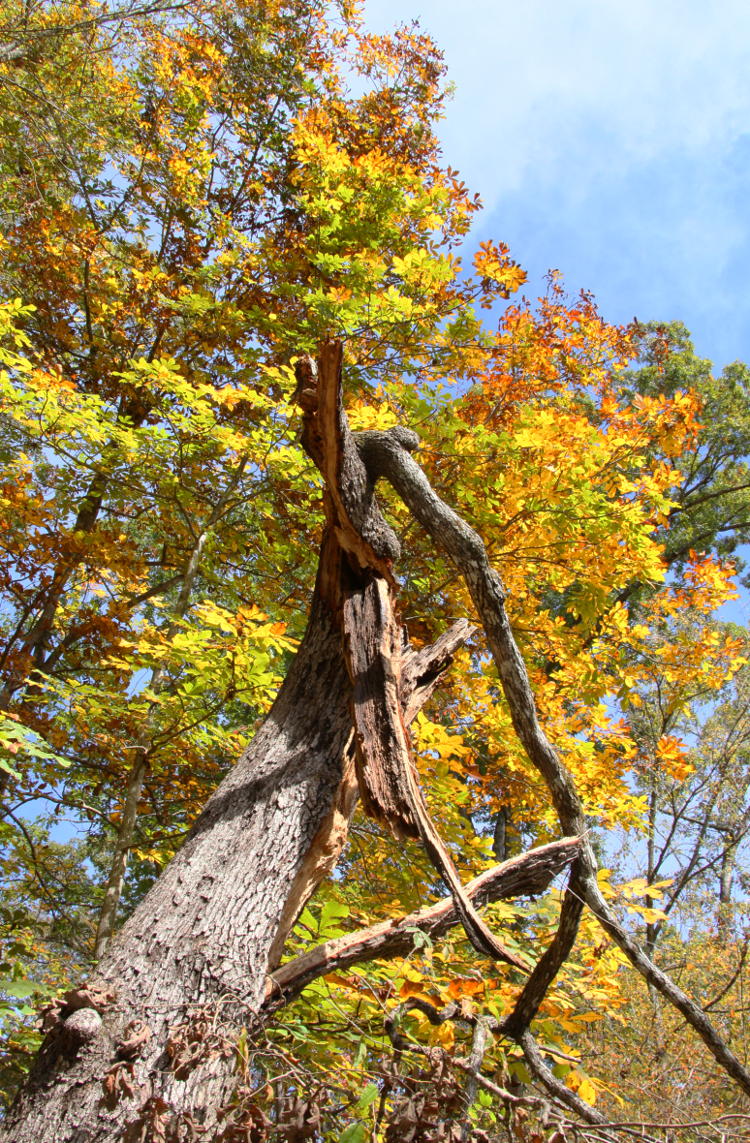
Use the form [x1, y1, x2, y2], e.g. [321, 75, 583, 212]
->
[434, 1022, 455, 1050]
[399, 981, 432, 1002]
[568, 1069, 597, 1105]
[447, 978, 485, 1000]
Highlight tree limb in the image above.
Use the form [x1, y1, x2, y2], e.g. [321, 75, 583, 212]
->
[519, 1031, 607, 1126]
[354, 420, 750, 1096]
[265, 837, 581, 1009]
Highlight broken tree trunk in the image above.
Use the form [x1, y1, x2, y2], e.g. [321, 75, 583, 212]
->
[297, 344, 529, 968]
[1, 345, 533, 1140]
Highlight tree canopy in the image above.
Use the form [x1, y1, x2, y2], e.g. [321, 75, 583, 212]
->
[1, 2, 750, 1140]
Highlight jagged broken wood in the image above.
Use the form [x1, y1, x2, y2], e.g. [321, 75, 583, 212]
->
[294, 342, 529, 969]
[1, 344, 532, 1141]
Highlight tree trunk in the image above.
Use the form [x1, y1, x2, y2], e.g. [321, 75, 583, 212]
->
[2, 557, 358, 1140]
[718, 836, 738, 944]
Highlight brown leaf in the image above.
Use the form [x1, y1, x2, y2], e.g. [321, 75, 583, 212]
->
[122, 1096, 172, 1143]
[116, 1019, 153, 1060]
[100, 1061, 137, 1110]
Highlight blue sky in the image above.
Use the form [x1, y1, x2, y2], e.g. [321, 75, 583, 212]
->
[364, 0, 750, 371]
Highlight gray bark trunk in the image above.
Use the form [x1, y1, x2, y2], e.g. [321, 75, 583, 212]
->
[2, 567, 355, 1141]
[718, 838, 738, 943]
[3, 532, 477, 1140]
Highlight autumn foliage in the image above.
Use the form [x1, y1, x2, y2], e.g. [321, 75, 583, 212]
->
[1, 0, 750, 1138]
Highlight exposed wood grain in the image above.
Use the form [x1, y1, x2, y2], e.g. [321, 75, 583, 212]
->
[296, 346, 530, 969]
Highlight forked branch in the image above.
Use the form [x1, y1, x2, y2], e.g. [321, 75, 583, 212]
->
[265, 837, 581, 1009]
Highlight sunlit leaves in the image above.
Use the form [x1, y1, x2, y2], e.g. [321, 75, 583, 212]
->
[1, 0, 749, 1131]
[473, 240, 527, 303]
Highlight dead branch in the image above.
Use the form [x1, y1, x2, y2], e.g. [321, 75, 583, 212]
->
[294, 344, 529, 969]
[353, 419, 750, 1096]
[519, 1031, 606, 1126]
[265, 837, 581, 1009]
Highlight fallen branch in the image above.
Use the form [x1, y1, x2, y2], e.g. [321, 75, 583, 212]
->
[295, 345, 529, 969]
[519, 1031, 606, 1127]
[265, 837, 581, 1009]
[501, 865, 585, 1038]
[562, 1113, 750, 1134]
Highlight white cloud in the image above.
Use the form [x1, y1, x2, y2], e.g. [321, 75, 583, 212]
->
[364, 0, 750, 201]
[363, 0, 750, 366]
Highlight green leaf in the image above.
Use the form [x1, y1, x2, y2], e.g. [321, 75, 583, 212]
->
[2, 979, 39, 999]
[339, 1124, 368, 1143]
[319, 900, 350, 936]
[355, 1083, 379, 1112]
[405, 926, 432, 953]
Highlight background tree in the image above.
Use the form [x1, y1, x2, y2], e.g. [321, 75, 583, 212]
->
[627, 322, 750, 578]
[0, 0, 487, 972]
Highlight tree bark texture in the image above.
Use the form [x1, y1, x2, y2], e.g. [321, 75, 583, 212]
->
[2, 573, 354, 1140]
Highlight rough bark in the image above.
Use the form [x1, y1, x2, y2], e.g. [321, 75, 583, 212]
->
[4, 553, 487, 1140]
[2, 570, 354, 1140]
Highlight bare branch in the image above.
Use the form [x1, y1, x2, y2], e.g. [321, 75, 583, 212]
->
[355, 420, 750, 1096]
[519, 1031, 606, 1126]
[264, 838, 581, 1009]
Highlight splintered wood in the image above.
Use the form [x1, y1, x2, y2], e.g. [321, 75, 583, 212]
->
[294, 343, 528, 970]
